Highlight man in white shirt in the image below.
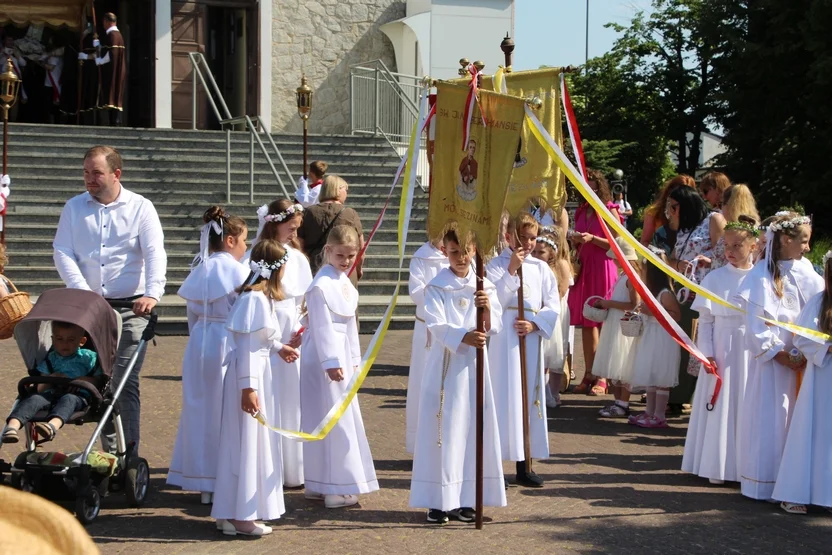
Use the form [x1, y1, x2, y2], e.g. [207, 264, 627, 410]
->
[53, 146, 167, 455]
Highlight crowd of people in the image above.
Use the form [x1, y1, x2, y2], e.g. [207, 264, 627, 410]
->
[0, 147, 830, 536]
[2, 13, 127, 126]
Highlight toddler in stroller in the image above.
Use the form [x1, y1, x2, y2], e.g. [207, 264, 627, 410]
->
[2, 321, 101, 445]
[0, 288, 155, 525]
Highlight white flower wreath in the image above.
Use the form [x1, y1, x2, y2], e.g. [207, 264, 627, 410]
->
[248, 251, 291, 282]
[264, 203, 304, 223]
[768, 215, 811, 233]
[535, 236, 558, 251]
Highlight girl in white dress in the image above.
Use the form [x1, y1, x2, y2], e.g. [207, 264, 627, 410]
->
[682, 219, 757, 484]
[628, 248, 682, 428]
[168, 207, 249, 504]
[592, 237, 640, 418]
[253, 199, 312, 488]
[773, 252, 832, 515]
[406, 239, 448, 453]
[409, 228, 506, 524]
[212, 240, 300, 537]
[736, 212, 823, 502]
[531, 229, 572, 409]
[301, 225, 379, 509]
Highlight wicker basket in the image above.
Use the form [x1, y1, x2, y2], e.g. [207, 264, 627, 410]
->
[582, 296, 608, 323]
[620, 314, 644, 338]
[0, 276, 33, 340]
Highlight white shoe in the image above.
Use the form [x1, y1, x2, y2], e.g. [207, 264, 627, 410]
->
[221, 520, 272, 537]
[215, 519, 226, 531]
[545, 388, 558, 408]
[304, 491, 324, 500]
[201, 492, 213, 505]
[324, 494, 359, 509]
[708, 478, 725, 485]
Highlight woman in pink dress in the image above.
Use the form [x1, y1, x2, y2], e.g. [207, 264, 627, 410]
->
[568, 169, 620, 396]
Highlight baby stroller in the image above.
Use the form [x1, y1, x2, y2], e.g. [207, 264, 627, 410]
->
[0, 288, 157, 524]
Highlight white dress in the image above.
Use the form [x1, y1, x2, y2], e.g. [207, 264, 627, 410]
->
[682, 264, 752, 482]
[211, 291, 286, 521]
[773, 292, 832, 507]
[168, 252, 249, 493]
[406, 242, 449, 453]
[543, 275, 573, 373]
[300, 264, 379, 496]
[736, 259, 824, 500]
[270, 245, 313, 487]
[486, 249, 560, 461]
[409, 268, 507, 511]
[629, 290, 682, 389]
[592, 274, 637, 382]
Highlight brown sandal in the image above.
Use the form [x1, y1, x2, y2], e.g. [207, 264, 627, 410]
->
[33, 422, 58, 445]
[572, 377, 593, 394]
[589, 379, 608, 397]
[1, 427, 19, 444]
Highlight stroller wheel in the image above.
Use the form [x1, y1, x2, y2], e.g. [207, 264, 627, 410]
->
[75, 488, 101, 525]
[126, 457, 150, 507]
[11, 473, 35, 493]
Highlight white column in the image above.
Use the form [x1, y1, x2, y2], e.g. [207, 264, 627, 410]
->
[259, 0, 273, 132]
[155, 0, 172, 128]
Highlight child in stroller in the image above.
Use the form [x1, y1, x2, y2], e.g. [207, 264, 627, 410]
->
[2, 321, 101, 445]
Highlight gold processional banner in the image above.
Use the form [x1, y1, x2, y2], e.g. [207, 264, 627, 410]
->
[428, 82, 526, 253]
[483, 67, 565, 217]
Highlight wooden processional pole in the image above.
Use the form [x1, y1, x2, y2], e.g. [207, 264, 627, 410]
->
[500, 34, 532, 474]
[475, 251, 485, 530]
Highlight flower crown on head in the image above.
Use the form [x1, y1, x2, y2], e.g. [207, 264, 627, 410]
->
[768, 215, 811, 233]
[724, 220, 761, 237]
[823, 251, 832, 267]
[535, 236, 557, 251]
[248, 251, 291, 281]
[263, 203, 303, 224]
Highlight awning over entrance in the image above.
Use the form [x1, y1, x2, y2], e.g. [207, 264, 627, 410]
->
[0, 0, 88, 30]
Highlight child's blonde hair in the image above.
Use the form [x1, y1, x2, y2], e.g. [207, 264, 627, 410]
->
[323, 225, 361, 266]
[237, 240, 287, 301]
[767, 211, 810, 298]
[507, 212, 539, 237]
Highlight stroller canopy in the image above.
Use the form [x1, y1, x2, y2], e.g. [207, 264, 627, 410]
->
[14, 289, 119, 377]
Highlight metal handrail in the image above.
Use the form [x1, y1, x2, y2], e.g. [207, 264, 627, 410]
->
[189, 52, 232, 127]
[189, 53, 296, 203]
[373, 125, 426, 190]
[351, 59, 419, 117]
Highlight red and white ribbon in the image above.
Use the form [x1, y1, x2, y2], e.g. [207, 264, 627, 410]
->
[560, 73, 586, 180]
[558, 78, 720, 408]
[461, 64, 485, 151]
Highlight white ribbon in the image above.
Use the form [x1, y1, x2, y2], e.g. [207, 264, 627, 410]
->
[255, 204, 269, 242]
[191, 220, 222, 269]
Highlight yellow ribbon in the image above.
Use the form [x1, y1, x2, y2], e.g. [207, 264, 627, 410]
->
[524, 107, 832, 345]
[251, 87, 430, 441]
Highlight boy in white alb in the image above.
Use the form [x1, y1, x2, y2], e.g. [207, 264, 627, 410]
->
[405, 239, 449, 453]
[487, 213, 559, 487]
[409, 228, 506, 524]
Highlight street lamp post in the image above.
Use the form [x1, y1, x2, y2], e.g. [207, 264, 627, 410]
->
[0, 58, 21, 245]
[296, 75, 313, 179]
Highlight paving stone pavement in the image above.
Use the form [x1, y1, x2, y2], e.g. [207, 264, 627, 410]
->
[0, 331, 830, 554]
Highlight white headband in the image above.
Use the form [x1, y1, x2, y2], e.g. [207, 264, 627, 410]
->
[767, 215, 811, 233]
[247, 252, 291, 286]
[535, 236, 557, 251]
[255, 203, 304, 241]
[823, 251, 832, 267]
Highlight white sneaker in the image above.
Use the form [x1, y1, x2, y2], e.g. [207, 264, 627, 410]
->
[200, 492, 213, 505]
[325, 494, 359, 509]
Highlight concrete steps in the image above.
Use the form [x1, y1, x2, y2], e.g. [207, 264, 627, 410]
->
[1, 123, 424, 334]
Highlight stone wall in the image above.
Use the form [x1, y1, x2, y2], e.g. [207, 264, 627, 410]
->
[272, 0, 405, 134]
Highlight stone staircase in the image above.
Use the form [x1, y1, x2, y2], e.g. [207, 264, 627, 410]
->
[1, 123, 425, 334]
